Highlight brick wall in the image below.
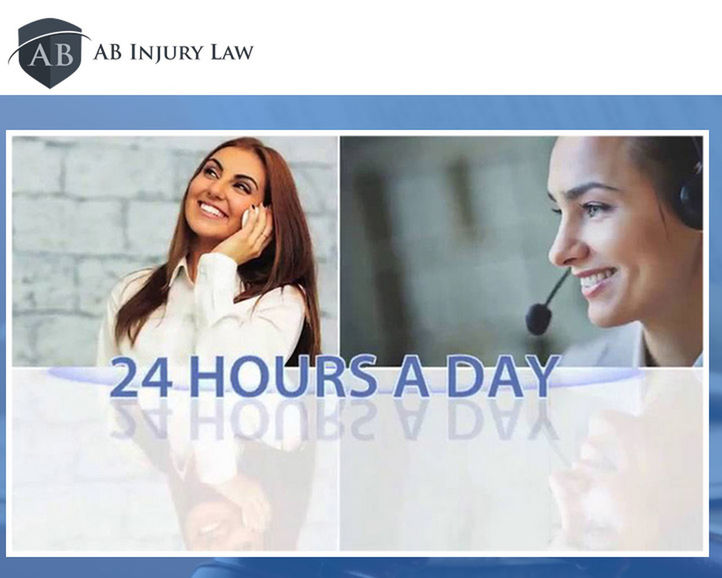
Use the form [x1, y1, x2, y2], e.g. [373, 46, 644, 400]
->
[12, 136, 338, 366]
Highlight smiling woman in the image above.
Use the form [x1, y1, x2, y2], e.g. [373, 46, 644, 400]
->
[96, 137, 321, 368]
[546, 136, 703, 367]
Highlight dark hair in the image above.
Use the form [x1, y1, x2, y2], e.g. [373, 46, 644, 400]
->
[114, 137, 321, 363]
[627, 136, 702, 211]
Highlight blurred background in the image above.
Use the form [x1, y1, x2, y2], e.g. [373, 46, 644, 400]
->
[341, 136, 602, 366]
[12, 136, 338, 366]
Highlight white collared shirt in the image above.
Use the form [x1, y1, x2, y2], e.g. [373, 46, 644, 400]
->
[561, 321, 703, 367]
[96, 252, 306, 368]
[97, 253, 307, 487]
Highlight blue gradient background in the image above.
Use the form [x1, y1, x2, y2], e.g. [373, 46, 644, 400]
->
[0, 95, 720, 577]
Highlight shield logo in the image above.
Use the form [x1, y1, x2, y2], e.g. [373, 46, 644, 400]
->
[11, 19, 87, 88]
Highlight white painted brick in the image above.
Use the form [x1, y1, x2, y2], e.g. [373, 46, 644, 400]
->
[12, 317, 37, 365]
[142, 136, 337, 165]
[34, 316, 99, 366]
[294, 165, 338, 214]
[124, 136, 220, 152]
[12, 484, 79, 548]
[13, 254, 76, 312]
[31, 379, 108, 425]
[74, 425, 157, 480]
[125, 480, 180, 537]
[77, 257, 156, 315]
[12, 481, 134, 548]
[126, 200, 180, 257]
[318, 261, 338, 319]
[8, 372, 44, 419]
[13, 426, 78, 485]
[65, 141, 178, 199]
[307, 215, 336, 262]
[321, 316, 339, 355]
[265, 137, 337, 165]
[11, 138, 63, 193]
[14, 423, 79, 460]
[173, 150, 207, 197]
[14, 197, 124, 255]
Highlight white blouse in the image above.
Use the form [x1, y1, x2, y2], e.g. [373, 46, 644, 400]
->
[561, 321, 703, 367]
[98, 253, 307, 487]
[96, 252, 307, 368]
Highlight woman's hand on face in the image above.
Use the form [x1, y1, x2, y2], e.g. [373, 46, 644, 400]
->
[215, 472, 272, 534]
[212, 205, 273, 265]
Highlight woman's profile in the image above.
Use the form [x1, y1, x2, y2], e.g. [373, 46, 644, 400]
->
[96, 137, 321, 367]
[546, 136, 703, 367]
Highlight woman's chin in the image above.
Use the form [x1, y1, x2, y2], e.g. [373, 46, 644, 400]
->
[189, 223, 234, 243]
[587, 304, 629, 328]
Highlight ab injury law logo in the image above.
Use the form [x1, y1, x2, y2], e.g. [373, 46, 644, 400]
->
[8, 18, 88, 88]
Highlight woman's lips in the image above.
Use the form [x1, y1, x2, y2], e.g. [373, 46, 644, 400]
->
[198, 201, 228, 220]
[577, 268, 617, 298]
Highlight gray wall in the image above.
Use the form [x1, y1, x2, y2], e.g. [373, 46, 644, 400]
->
[12, 136, 338, 366]
[341, 137, 602, 366]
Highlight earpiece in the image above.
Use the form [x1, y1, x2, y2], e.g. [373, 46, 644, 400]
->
[241, 205, 261, 228]
[674, 137, 703, 230]
[241, 208, 251, 228]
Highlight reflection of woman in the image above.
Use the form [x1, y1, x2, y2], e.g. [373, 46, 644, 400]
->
[547, 137, 703, 367]
[177, 442, 316, 551]
[110, 398, 316, 551]
[549, 373, 703, 550]
[97, 138, 321, 366]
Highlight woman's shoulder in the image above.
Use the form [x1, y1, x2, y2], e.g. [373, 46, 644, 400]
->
[107, 267, 157, 308]
[255, 284, 306, 307]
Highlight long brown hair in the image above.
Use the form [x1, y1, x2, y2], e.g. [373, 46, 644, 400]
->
[114, 138, 321, 362]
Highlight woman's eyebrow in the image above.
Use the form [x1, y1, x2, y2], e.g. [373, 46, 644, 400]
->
[235, 173, 259, 190]
[557, 181, 621, 200]
[208, 157, 259, 189]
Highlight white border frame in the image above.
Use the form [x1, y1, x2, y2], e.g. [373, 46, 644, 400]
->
[5, 129, 710, 558]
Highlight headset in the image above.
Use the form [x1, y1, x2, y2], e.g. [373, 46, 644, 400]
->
[675, 136, 704, 231]
[526, 136, 704, 336]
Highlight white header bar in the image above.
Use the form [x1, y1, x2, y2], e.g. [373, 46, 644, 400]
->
[1, 1, 719, 95]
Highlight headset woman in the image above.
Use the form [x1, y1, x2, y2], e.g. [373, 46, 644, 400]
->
[546, 136, 703, 367]
[96, 137, 321, 367]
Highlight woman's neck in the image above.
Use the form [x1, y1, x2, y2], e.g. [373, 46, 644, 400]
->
[642, 269, 703, 367]
[187, 239, 217, 282]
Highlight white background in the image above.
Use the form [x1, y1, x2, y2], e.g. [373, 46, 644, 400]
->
[1, 1, 719, 94]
